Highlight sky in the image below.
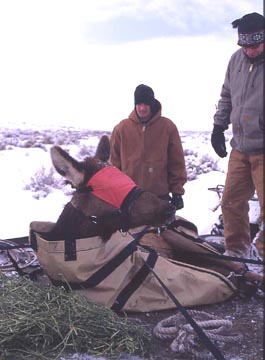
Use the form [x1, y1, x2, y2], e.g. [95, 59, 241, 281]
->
[0, 0, 263, 131]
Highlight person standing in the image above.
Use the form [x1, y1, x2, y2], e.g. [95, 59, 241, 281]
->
[211, 13, 264, 259]
[110, 84, 187, 210]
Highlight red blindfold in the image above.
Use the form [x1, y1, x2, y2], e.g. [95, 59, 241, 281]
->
[86, 166, 137, 208]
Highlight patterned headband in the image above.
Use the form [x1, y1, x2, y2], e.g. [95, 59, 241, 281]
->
[238, 30, 265, 46]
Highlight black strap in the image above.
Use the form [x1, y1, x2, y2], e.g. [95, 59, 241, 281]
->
[119, 187, 144, 232]
[0, 243, 31, 251]
[0, 236, 29, 250]
[144, 261, 226, 360]
[64, 237, 77, 261]
[111, 248, 158, 311]
[184, 248, 265, 266]
[169, 225, 203, 242]
[82, 239, 138, 287]
[164, 226, 264, 266]
[169, 218, 198, 234]
[51, 236, 139, 289]
[120, 187, 144, 214]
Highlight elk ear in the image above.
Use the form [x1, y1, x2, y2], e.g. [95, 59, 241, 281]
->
[50, 146, 85, 187]
[95, 135, 110, 162]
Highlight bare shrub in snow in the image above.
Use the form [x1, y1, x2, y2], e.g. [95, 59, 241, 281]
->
[76, 144, 93, 159]
[24, 166, 63, 199]
[0, 143, 6, 150]
[184, 149, 220, 181]
[0, 127, 111, 150]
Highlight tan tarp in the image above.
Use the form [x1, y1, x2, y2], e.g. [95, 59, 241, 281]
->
[30, 222, 236, 312]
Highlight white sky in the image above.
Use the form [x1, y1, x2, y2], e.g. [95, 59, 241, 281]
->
[0, 0, 263, 131]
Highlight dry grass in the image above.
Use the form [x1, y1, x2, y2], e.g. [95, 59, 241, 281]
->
[0, 273, 150, 360]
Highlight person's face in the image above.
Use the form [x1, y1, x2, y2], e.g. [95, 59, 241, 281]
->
[242, 42, 264, 58]
[136, 103, 152, 122]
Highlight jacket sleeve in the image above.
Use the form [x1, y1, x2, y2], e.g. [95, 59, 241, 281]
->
[167, 124, 187, 195]
[213, 61, 232, 129]
[110, 125, 121, 169]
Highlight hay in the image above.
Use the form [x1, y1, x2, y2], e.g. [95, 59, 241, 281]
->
[0, 273, 150, 359]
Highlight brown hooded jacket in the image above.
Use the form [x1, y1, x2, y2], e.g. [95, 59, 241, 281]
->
[110, 102, 187, 197]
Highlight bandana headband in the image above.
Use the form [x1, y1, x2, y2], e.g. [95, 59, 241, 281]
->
[238, 30, 265, 46]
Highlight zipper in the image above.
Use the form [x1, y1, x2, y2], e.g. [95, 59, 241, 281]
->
[142, 126, 146, 132]
[249, 63, 253, 72]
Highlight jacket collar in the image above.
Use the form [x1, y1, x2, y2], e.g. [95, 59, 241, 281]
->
[129, 101, 162, 126]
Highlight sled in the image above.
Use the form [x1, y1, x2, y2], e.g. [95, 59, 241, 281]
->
[30, 218, 237, 312]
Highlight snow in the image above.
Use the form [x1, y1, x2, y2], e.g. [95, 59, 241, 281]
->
[0, 133, 103, 239]
[0, 129, 258, 241]
[177, 171, 226, 235]
[0, 147, 69, 238]
[1, 141, 212, 238]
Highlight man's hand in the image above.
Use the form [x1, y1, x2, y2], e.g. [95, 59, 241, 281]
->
[211, 124, 227, 158]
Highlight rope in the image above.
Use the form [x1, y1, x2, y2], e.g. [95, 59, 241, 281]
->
[153, 310, 242, 360]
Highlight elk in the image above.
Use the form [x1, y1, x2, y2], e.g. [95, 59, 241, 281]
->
[45, 135, 175, 241]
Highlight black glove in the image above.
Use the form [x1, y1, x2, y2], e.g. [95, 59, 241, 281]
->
[171, 194, 184, 210]
[211, 124, 227, 158]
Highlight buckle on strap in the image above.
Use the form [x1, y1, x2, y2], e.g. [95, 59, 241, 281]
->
[227, 266, 249, 280]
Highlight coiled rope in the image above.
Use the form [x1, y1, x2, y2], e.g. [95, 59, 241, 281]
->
[153, 310, 242, 359]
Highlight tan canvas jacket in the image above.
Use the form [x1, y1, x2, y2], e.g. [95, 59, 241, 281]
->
[110, 103, 187, 196]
